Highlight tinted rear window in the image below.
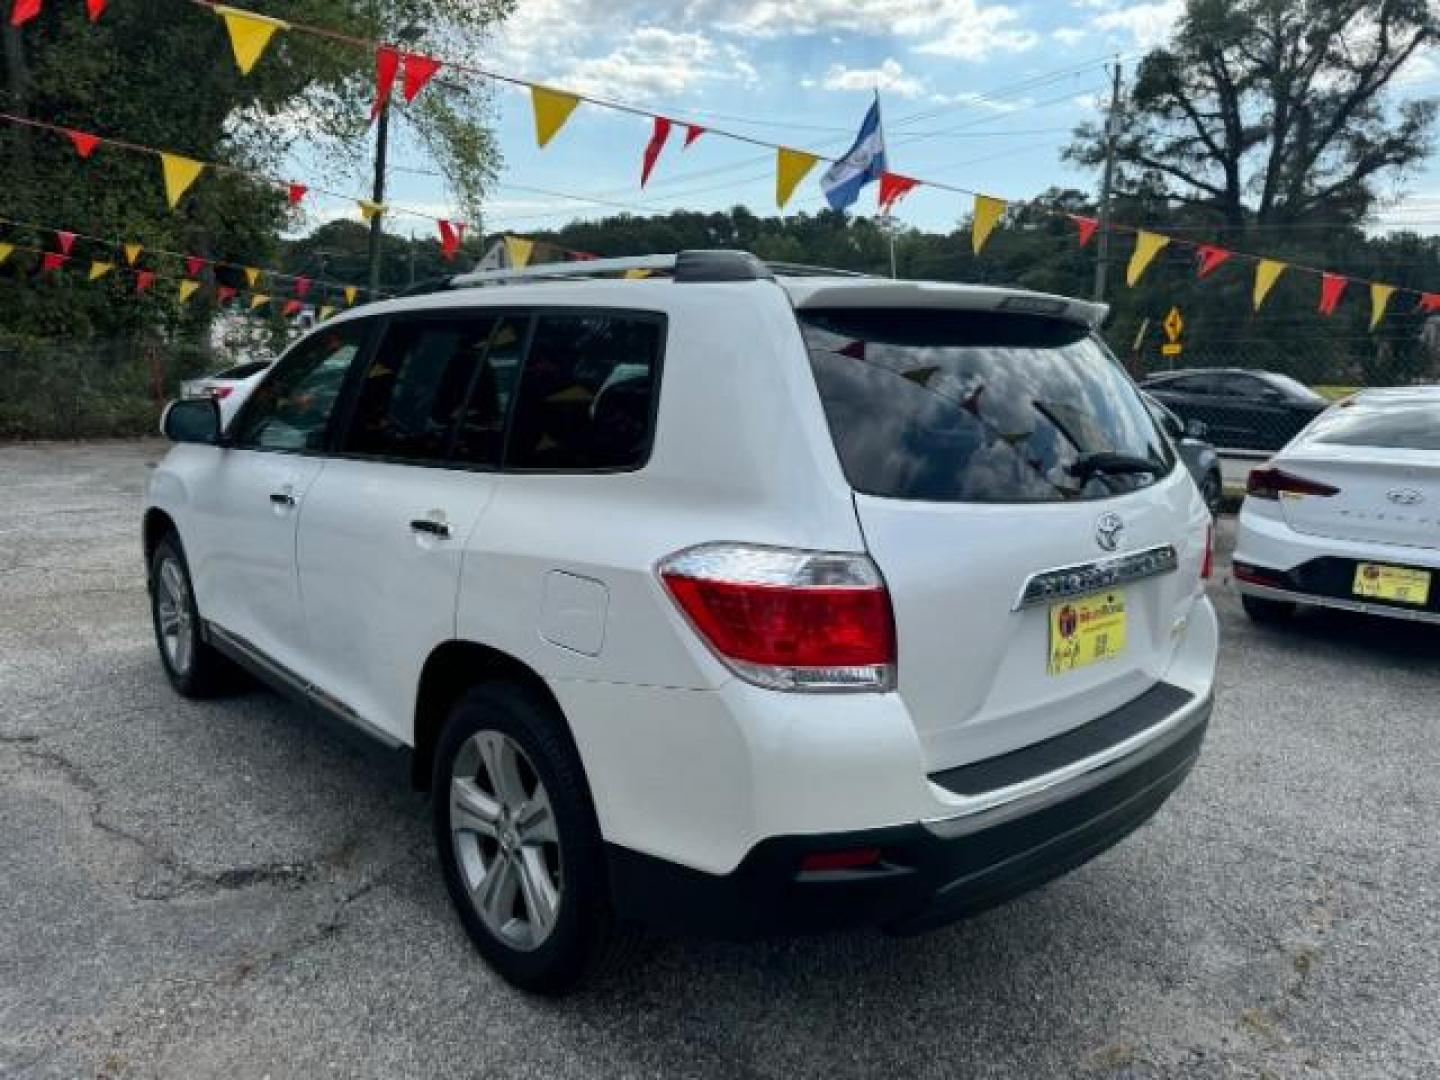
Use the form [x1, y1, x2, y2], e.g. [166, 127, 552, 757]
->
[1310, 401, 1440, 451]
[801, 309, 1173, 503]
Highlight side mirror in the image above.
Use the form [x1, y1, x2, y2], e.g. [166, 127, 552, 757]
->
[1184, 418, 1208, 439]
[161, 397, 221, 444]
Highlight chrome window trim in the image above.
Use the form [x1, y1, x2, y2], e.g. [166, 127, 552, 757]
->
[1012, 544, 1179, 611]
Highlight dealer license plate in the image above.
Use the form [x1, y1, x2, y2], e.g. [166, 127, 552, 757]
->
[1048, 591, 1127, 676]
[1352, 563, 1430, 605]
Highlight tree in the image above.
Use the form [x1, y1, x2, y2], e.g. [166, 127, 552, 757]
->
[0, 0, 512, 339]
[1067, 0, 1438, 237]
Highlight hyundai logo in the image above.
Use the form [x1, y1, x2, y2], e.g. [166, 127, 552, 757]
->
[1387, 488, 1424, 506]
[1095, 512, 1125, 552]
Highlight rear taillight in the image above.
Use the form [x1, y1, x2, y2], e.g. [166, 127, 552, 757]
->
[210, 386, 233, 400]
[658, 544, 895, 692]
[1246, 467, 1339, 501]
[1201, 524, 1213, 580]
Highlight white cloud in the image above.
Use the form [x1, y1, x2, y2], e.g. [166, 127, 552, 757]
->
[1090, 0, 1183, 50]
[1052, 26, 1089, 46]
[819, 58, 927, 98]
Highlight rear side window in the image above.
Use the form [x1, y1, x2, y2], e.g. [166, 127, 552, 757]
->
[342, 316, 499, 464]
[1309, 401, 1440, 450]
[506, 313, 662, 470]
[801, 309, 1173, 503]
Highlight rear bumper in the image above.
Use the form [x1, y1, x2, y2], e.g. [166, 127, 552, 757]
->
[608, 689, 1210, 938]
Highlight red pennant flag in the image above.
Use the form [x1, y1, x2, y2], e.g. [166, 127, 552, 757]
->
[1196, 244, 1232, 278]
[683, 124, 704, 149]
[293, 275, 312, 298]
[135, 270, 155, 293]
[217, 285, 237, 304]
[370, 46, 401, 121]
[55, 231, 76, 255]
[287, 182, 308, 206]
[184, 256, 205, 277]
[283, 299, 303, 317]
[571, 251, 599, 261]
[1417, 292, 1440, 313]
[1070, 215, 1099, 248]
[437, 219, 464, 260]
[85, 0, 105, 20]
[41, 252, 67, 272]
[878, 172, 919, 212]
[1318, 272, 1348, 316]
[66, 129, 100, 159]
[641, 117, 672, 188]
[10, 0, 41, 26]
[402, 53, 442, 103]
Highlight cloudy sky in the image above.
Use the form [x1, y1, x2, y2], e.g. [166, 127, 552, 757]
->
[352, 0, 1440, 241]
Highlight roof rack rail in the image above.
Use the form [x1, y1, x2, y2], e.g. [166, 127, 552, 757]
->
[765, 261, 875, 279]
[447, 249, 775, 289]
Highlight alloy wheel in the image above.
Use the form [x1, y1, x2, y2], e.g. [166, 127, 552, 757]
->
[155, 556, 194, 675]
[449, 730, 563, 951]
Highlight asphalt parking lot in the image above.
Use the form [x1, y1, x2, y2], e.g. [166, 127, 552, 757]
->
[3, 440, 1438, 1079]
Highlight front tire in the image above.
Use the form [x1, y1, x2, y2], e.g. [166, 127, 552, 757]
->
[1242, 593, 1296, 625]
[149, 533, 232, 697]
[432, 682, 628, 995]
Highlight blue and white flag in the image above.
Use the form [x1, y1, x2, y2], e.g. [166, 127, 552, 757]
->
[821, 100, 886, 212]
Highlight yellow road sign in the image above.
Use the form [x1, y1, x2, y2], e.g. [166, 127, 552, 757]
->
[1161, 343, 1183, 357]
[1163, 306, 1184, 343]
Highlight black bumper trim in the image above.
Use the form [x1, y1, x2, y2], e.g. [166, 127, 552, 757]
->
[929, 681, 1194, 797]
[607, 693, 1210, 939]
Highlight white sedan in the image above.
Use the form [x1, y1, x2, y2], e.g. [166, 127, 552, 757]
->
[180, 360, 274, 426]
[1234, 386, 1440, 626]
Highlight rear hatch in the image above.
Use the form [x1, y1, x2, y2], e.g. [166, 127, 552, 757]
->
[1273, 399, 1440, 549]
[796, 296, 1204, 773]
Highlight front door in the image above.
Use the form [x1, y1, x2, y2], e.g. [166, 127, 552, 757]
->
[296, 311, 525, 741]
[189, 321, 371, 673]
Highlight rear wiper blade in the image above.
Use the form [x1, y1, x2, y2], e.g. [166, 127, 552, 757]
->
[1068, 452, 1163, 482]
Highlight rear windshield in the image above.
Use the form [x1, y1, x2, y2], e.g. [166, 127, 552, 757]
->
[801, 308, 1173, 503]
[214, 361, 270, 380]
[1309, 401, 1440, 451]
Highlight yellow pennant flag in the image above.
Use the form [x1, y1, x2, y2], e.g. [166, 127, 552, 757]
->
[250, 293, 270, 310]
[504, 235, 535, 269]
[88, 260, 112, 281]
[160, 153, 205, 209]
[1253, 259, 1286, 310]
[972, 195, 1007, 255]
[178, 280, 201, 303]
[624, 269, 653, 280]
[531, 86, 581, 148]
[1126, 230, 1170, 287]
[123, 243, 143, 266]
[776, 147, 819, 209]
[318, 305, 336, 321]
[357, 200, 384, 222]
[1370, 283, 1396, 330]
[244, 266, 260, 287]
[343, 286, 357, 305]
[214, 5, 288, 76]
[0, 243, 13, 265]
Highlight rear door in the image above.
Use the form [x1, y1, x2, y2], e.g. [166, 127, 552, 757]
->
[799, 307, 1207, 772]
[295, 311, 526, 741]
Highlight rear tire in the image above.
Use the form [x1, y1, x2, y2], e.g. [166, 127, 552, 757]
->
[148, 533, 232, 697]
[1242, 593, 1296, 625]
[432, 682, 631, 995]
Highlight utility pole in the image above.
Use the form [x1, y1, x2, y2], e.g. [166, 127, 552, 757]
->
[1092, 58, 1123, 303]
[366, 98, 391, 303]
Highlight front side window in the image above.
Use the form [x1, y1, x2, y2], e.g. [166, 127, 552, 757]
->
[506, 313, 662, 470]
[229, 323, 368, 451]
[802, 308, 1173, 503]
[342, 316, 500, 464]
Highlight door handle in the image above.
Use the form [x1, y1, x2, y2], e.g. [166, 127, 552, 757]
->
[270, 491, 296, 507]
[410, 518, 451, 538]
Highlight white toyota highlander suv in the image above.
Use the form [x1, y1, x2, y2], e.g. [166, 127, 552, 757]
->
[144, 251, 1218, 994]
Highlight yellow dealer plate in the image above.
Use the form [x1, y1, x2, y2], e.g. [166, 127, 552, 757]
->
[1048, 591, 1127, 676]
[1353, 563, 1430, 605]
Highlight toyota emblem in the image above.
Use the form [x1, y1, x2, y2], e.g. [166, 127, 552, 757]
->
[1095, 512, 1125, 552]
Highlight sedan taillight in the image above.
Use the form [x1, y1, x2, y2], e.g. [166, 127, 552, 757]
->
[210, 386, 234, 400]
[1246, 467, 1339, 501]
[659, 544, 895, 692]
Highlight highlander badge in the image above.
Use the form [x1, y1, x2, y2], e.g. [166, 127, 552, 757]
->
[1387, 488, 1424, 506]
